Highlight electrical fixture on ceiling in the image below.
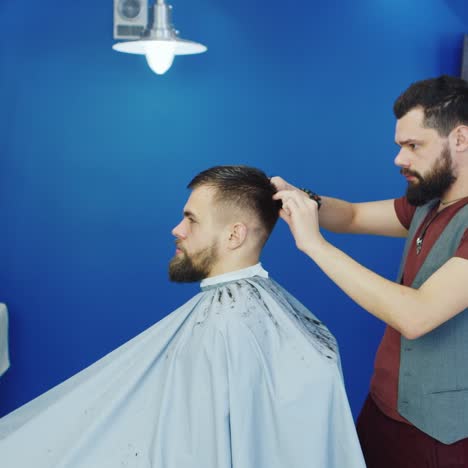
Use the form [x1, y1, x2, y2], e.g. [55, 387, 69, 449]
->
[112, 0, 207, 75]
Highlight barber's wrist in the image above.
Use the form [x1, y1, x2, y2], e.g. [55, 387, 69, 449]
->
[297, 233, 327, 256]
[300, 188, 322, 210]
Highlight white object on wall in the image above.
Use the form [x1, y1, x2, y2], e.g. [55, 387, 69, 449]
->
[0, 303, 10, 377]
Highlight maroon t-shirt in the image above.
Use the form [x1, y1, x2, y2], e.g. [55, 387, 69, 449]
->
[370, 196, 468, 424]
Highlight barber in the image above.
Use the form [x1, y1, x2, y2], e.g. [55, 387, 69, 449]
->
[273, 75, 468, 468]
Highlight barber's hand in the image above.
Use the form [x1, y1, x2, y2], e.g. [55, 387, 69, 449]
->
[273, 190, 324, 253]
[270, 176, 304, 195]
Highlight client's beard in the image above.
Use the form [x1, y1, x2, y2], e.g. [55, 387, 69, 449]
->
[403, 144, 456, 206]
[169, 242, 219, 283]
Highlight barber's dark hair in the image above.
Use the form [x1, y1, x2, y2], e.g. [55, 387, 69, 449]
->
[393, 75, 468, 136]
[188, 165, 281, 237]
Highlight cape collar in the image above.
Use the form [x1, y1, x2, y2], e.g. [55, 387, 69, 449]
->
[200, 263, 268, 289]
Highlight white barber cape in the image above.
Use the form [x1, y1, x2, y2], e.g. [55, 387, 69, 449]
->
[0, 264, 365, 468]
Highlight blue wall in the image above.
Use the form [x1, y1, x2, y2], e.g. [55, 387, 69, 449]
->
[0, 0, 467, 418]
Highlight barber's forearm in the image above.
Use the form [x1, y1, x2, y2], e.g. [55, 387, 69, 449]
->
[318, 196, 356, 233]
[302, 239, 425, 339]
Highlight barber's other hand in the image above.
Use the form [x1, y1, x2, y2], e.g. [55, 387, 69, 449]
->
[273, 190, 324, 253]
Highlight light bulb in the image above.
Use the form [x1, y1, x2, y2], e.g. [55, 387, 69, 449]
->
[144, 41, 176, 75]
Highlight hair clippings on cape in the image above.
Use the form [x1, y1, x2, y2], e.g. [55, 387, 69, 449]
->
[300, 188, 322, 210]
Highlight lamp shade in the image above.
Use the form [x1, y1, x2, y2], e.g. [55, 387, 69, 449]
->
[112, 38, 207, 56]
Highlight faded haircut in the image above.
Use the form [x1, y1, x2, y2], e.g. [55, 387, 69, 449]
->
[393, 75, 468, 137]
[188, 165, 281, 239]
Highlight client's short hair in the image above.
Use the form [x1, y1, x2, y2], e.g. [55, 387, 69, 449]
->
[188, 165, 281, 239]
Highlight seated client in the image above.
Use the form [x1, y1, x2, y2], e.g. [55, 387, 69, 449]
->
[0, 165, 364, 468]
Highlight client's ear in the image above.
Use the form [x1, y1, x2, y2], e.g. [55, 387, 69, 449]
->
[227, 223, 247, 249]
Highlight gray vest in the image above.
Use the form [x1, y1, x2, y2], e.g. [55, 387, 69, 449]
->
[397, 200, 468, 444]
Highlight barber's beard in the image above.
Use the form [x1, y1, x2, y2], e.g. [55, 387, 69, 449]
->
[169, 242, 219, 283]
[402, 145, 457, 206]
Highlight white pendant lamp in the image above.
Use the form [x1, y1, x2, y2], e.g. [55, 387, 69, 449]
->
[113, 0, 207, 75]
